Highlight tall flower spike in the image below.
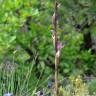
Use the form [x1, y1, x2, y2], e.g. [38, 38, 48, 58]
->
[51, 1, 63, 96]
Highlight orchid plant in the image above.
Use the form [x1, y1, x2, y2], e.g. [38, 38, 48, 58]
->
[51, 1, 63, 96]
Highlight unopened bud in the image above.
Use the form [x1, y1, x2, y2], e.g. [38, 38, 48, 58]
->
[52, 12, 57, 26]
[50, 29, 55, 33]
[56, 50, 61, 58]
[57, 3, 61, 8]
[52, 34, 55, 46]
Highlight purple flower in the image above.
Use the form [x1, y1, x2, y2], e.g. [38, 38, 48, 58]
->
[57, 41, 63, 50]
[4, 93, 13, 96]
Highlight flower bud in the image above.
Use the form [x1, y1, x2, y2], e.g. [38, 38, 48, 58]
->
[56, 50, 60, 58]
[52, 12, 57, 26]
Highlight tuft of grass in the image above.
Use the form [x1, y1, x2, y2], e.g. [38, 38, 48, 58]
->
[0, 55, 49, 96]
[1, 56, 96, 96]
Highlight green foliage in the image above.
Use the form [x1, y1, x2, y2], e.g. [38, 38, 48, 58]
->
[0, 0, 96, 95]
[88, 79, 96, 94]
